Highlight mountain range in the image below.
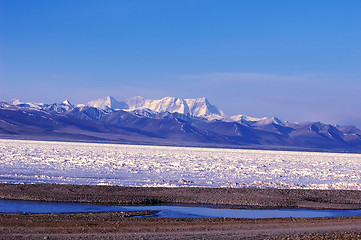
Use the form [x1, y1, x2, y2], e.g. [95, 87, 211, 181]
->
[1, 96, 360, 152]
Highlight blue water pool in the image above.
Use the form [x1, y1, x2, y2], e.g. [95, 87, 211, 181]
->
[1, 199, 360, 218]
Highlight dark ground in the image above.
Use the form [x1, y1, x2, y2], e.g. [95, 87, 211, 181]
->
[1, 183, 361, 239]
[1, 183, 361, 209]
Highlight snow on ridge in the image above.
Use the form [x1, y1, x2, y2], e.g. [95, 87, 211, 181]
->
[88, 96, 128, 110]
[9, 99, 23, 105]
[184, 97, 225, 118]
[126, 96, 146, 109]
[5, 96, 282, 124]
[127, 96, 188, 113]
[8, 99, 47, 110]
[124, 96, 225, 119]
[231, 114, 267, 123]
[62, 100, 73, 106]
[230, 114, 285, 126]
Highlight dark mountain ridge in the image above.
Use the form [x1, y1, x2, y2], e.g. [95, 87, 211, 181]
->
[0, 98, 360, 152]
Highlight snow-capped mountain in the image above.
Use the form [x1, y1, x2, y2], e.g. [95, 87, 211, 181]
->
[183, 97, 225, 120]
[88, 96, 128, 110]
[8, 99, 47, 110]
[231, 115, 285, 127]
[127, 96, 190, 114]
[44, 100, 74, 114]
[1, 96, 361, 152]
[87, 96, 226, 120]
[62, 100, 73, 106]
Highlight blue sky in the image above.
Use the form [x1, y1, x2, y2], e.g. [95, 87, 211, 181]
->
[1, 0, 361, 126]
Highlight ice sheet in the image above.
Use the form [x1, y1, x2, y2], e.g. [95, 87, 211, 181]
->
[0, 139, 360, 189]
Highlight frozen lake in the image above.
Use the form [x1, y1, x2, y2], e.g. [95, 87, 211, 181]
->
[0, 139, 360, 189]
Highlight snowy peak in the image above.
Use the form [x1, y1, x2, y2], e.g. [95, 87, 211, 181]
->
[88, 96, 128, 110]
[126, 96, 146, 109]
[8, 99, 46, 110]
[185, 97, 224, 118]
[87, 96, 225, 119]
[9, 99, 23, 106]
[125, 96, 224, 119]
[127, 96, 188, 114]
[44, 100, 75, 114]
[231, 115, 285, 126]
[255, 117, 284, 126]
[62, 100, 73, 106]
[231, 115, 264, 125]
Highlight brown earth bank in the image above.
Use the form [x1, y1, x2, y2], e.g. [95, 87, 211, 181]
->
[1, 183, 361, 239]
[1, 183, 361, 209]
[1, 213, 361, 239]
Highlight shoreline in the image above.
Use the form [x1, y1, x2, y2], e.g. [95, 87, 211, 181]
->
[2, 183, 361, 239]
[1, 183, 361, 210]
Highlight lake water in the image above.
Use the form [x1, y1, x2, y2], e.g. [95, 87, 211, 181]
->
[1, 199, 361, 218]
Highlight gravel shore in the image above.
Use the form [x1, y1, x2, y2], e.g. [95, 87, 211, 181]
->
[1, 183, 361, 209]
[1, 183, 361, 239]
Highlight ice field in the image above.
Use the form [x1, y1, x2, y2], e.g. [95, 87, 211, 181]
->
[0, 139, 360, 189]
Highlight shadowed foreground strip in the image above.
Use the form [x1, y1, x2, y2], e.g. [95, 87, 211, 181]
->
[1, 213, 361, 239]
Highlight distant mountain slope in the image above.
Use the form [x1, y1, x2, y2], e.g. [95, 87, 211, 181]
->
[1, 97, 361, 152]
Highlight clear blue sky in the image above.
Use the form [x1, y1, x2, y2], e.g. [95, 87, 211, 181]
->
[1, 0, 361, 126]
